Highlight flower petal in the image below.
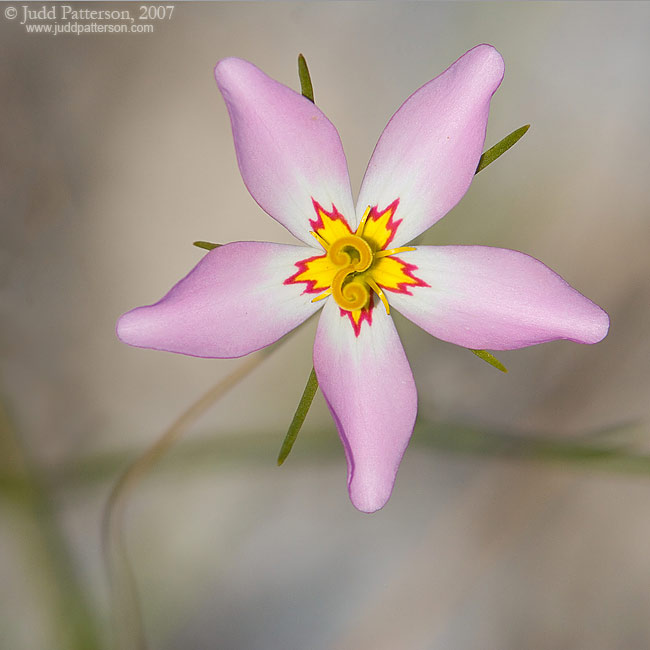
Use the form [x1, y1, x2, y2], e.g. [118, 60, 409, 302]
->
[215, 58, 356, 245]
[356, 44, 505, 246]
[388, 246, 610, 350]
[117, 242, 322, 358]
[313, 299, 418, 513]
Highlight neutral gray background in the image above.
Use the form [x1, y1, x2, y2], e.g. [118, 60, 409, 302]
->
[2, 2, 649, 649]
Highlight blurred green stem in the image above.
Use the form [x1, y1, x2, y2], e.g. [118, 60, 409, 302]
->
[0, 398, 101, 650]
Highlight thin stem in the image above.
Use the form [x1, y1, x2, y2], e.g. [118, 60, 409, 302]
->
[102, 347, 274, 650]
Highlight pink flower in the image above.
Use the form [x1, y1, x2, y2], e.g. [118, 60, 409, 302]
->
[117, 45, 609, 513]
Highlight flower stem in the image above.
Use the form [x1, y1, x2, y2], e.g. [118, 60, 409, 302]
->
[102, 347, 274, 650]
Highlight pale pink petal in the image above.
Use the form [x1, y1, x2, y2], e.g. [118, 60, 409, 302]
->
[356, 44, 504, 245]
[117, 242, 322, 358]
[313, 299, 418, 513]
[215, 58, 356, 245]
[388, 246, 609, 350]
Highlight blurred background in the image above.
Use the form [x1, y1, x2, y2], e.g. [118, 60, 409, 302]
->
[2, 2, 650, 649]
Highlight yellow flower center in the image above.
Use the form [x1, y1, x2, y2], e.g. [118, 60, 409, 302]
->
[310, 206, 415, 314]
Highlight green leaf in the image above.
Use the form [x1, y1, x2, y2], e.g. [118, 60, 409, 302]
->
[298, 54, 314, 103]
[470, 349, 508, 373]
[193, 241, 221, 251]
[277, 367, 319, 465]
[475, 124, 530, 174]
[274, 52, 319, 451]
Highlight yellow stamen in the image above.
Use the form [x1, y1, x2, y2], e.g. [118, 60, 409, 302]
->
[373, 246, 416, 259]
[311, 288, 332, 303]
[366, 277, 390, 315]
[354, 205, 372, 236]
[310, 230, 330, 250]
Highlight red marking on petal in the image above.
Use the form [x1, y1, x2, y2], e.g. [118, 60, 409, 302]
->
[365, 199, 402, 250]
[285, 199, 353, 295]
[283, 253, 328, 294]
[382, 258, 430, 295]
[309, 199, 353, 233]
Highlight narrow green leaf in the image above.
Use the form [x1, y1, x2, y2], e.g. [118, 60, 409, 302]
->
[274, 52, 318, 457]
[193, 241, 221, 251]
[277, 367, 319, 465]
[475, 124, 530, 174]
[298, 54, 314, 103]
[470, 349, 508, 373]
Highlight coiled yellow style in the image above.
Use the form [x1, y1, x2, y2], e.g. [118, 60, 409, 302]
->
[329, 235, 373, 311]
